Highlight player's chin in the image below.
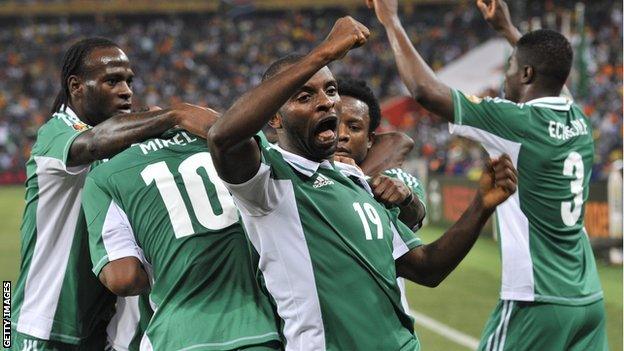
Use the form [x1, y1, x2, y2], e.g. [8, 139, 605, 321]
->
[311, 142, 337, 160]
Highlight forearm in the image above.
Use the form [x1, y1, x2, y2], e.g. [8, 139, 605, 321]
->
[360, 132, 413, 175]
[398, 196, 426, 229]
[208, 51, 330, 151]
[500, 25, 522, 46]
[68, 109, 179, 166]
[402, 194, 492, 286]
[383, 19, 453, 121]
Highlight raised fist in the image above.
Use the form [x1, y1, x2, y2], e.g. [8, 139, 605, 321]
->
[315, 16, 370, 62]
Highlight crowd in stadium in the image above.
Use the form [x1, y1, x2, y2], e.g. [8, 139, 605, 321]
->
[0, 1, 621, 181]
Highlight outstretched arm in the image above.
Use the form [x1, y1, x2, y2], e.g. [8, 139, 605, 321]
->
[476, 0, 522, 46]
[397, 154, 517, 287]
[208, 17, 370, 184]
[68, 103, 220, 167]
[367, 0, 454, 122]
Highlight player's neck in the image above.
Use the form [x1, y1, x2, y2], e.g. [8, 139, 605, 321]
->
[519, 85, 562, 103]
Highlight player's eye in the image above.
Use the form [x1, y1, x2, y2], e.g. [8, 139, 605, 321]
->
[326, 86, 337, 95]
[106, 79, 117, 86]
[297, 94, 311, 103]
[350, 124, 361, 131]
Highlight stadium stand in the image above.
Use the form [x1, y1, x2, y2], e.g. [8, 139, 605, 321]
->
[0, 0, 620, 183]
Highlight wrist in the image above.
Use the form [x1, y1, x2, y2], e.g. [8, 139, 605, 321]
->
[383, 16, 403, 31]
[474, 191, 495, 219]
[399, 191, 414, 207]
[308, 45, 338, 66]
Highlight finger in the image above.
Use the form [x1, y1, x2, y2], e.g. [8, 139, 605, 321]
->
[370, 174, 383, 188]
[373, 178, 392, 197]
[386, 190, 403, 204]
[476, 0, 488, 14]
[366, 0, 374, 9]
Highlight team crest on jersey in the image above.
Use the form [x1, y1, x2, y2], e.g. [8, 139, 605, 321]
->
[72, 122, 89, 131]
[313, 174, 334, 188]
[467, 95, 483, 104]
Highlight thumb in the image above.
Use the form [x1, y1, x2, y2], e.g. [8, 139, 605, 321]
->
[366, 0, 374, 9]
[476, 0, 488, 14]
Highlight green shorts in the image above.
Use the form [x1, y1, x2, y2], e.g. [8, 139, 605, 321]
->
[10, 328, 106, 351]
[478, 299, 608, 351]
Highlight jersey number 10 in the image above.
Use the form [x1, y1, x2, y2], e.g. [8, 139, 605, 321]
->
[141, 152, 238, 238]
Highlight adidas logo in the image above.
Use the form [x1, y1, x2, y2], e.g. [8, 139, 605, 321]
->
[313, 174, 334, 188]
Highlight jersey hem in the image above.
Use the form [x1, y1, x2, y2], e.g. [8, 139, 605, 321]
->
[500, 290, 604, 306]
[174, 331, 281, 351]
[13, 321, 82, 345]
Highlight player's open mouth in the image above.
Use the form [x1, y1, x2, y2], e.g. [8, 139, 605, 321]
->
[313, 116, 338, 144]
[118, 103, 132, 113]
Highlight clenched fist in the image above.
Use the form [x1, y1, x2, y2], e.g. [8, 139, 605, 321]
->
[478, 154, 518, 210]
[314, 16, 370, 62]
[370, 174, 412, 207]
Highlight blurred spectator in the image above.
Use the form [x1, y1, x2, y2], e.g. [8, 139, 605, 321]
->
[0, 1, 620, 181]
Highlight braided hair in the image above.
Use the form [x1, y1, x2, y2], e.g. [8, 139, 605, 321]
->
[51, 37, 119, 113]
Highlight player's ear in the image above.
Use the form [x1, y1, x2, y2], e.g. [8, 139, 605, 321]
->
[68, 75, 83, 98]
[521, 65, 534, 84]
[367, 131, 375, 149]
[269, 114, 282, 129]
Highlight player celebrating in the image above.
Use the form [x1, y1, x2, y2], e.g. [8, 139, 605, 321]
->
[208, 16, 517, 350]
[336, 77, 426, 229]
[11, 37, 217, 350]
[81, 127, 281, 351]
[368, 0, 607, 349]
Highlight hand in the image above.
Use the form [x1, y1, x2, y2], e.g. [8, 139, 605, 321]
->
[476, 0, 513, 32]
[366, 0, 399, 27]
[334, 155, 361, 170]
[370, 174, 412, 207]
[314, 16, 370, 62]
[478, 154, 517, 210]
[173, 103, 221, 138]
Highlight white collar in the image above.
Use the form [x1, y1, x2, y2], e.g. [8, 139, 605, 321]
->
[525, 96, 573, 111]
[271, 144, 373, 194]
[56, 105, 91, 126]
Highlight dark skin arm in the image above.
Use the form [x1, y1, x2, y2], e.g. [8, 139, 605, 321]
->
[367, 0, 454, 122]
[360, 131, 414, 175]
[397, 154, 517, 287]
[67, 103, 220, 167]
[208, 17, 370, 184]
[99, 257, 150, 296]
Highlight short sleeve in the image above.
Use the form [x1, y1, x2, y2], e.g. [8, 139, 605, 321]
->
[221, 136, 283, 216]
[390, 214, 422, 260]
[38, 117, 91, 175]
[449, 89, 526, 157]
[83, 176, 142, 276]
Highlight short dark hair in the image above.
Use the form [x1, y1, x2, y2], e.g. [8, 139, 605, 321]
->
[337, 77, 381, 132]
[516, 29, 573, 88]
[262, 54, 306, 82]
[51, 37, 120, 113]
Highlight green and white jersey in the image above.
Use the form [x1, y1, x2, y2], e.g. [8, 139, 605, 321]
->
[224, 139, 422, 351]
[382, 168, 427, 312]
[12, 107, 114, 344]
[82, 130, 280, 351]
[449, 90, 602, 305]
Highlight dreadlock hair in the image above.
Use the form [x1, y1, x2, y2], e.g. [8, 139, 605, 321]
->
[51, 37, 119, 113]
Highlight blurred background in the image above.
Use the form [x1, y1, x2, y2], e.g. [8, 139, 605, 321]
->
[0, 0, 621, 350]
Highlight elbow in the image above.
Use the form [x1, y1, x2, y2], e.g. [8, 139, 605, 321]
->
[100, 263, 149, 297]
[206, 125, 229, 153]
[419, 276, 442, 288]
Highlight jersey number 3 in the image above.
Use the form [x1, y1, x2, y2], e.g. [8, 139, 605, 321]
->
[141, 152, 238, 238]
[561, 151, 584, 227]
